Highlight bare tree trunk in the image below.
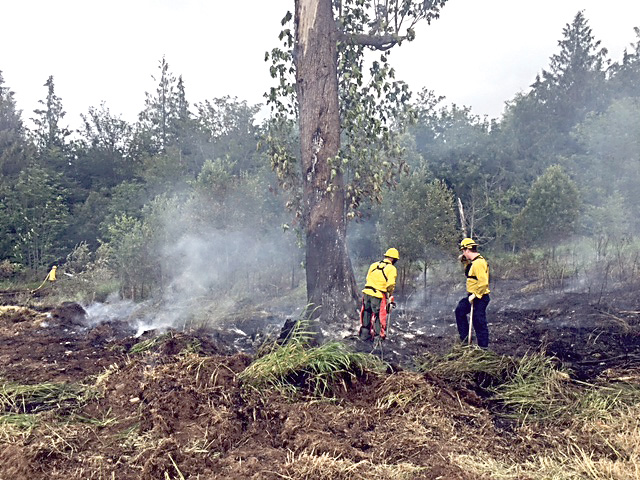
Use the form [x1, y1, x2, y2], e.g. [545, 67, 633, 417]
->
[295, 0, 359, 328]
[457, 197, 467, 238]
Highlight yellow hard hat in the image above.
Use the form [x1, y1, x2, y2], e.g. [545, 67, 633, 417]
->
[459, 238, 478, 250]
[384, 248, 400, 259]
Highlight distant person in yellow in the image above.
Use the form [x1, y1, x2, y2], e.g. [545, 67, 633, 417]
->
[456, 238, 490, 347]
[32, 265, 58, 293]
[47, 265, 57, 282]
[359, 248, 399, 341]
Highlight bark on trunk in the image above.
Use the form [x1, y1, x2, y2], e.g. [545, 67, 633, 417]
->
[294, 0, 359, 328]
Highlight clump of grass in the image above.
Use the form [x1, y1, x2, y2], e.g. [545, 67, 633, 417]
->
[492, 355, 640, 423]
[0, 413, 39, 438]
[239, 319, 386, 398]
[416, 344, 516, 389]
[490, 352, 575, 421]
[573, 379, 640, 422]
[417, 346, 578, 422]
[418, 345, 640, 424]
[73, 407, 118, 428]
[374, 372, 437, 410]
[128, 332, 173, 354]
[0, 378, 94, 415]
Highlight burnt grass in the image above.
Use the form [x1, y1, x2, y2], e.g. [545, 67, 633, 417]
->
[0, 283, 639, 479]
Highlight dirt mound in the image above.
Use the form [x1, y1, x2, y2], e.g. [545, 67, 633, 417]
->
[0, 350, 498, 479]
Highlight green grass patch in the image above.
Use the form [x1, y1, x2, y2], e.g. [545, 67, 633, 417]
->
[417, 346, 640, 424]
[573, 379, 640, 421]
[0, 412, 39, 430]
[73, 407, 118, 428]
[0, 378, 95, 415]
[128, 332, 173, 354]
[239, 320, 386, 398]
[490, 352, 576, 421]
[416, 344, 516, 389]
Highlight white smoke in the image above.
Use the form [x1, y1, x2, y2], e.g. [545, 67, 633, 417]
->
[85, 222, 303, 338]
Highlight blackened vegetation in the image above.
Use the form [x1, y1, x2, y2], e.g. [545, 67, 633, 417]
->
[0, 282, 638, 479]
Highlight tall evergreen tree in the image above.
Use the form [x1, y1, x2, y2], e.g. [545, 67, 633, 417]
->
[138, 57, 187, 154]
[171, 74, 202, 172]
[6, 165, 69, 271]
[0, 71, 29, 178]
[503, 11, 609, 166]
[0, 72, 31, 258]
[608, 27, 640, 100]
[532, 11, 609, 129]
[136, 58, 200, 188]
[31, 76, 71, 156]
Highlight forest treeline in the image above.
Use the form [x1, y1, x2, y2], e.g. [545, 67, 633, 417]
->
[1, 12, 639, 301]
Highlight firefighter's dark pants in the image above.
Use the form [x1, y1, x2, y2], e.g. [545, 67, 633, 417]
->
[455, 294, 490, 347]
[360, 294, 382, 340]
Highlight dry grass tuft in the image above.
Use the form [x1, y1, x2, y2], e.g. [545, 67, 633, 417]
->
[280, 450, 426, 480]
[374, 371, 438, 410]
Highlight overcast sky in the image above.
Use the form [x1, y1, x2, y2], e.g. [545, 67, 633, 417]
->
[1, 1, 639, 130]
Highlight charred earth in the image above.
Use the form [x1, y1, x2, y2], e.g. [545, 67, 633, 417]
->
[0, 282, 638, 479]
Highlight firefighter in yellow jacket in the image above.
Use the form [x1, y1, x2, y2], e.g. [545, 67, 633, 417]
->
[456, 238, 491, 347]
[47, 265, 57, 282]
[32, 265, 58, 293]
[359, 248, 399, 341]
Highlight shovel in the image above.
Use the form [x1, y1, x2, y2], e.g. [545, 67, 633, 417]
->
[371, 295, 395, 360]
[386, 295, 395, 338]
[468, 301, 474, 346]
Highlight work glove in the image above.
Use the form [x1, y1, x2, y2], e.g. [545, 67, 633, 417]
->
[468, 293, 476, 303]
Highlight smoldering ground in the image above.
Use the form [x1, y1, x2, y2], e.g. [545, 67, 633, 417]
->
[80, 215, 640, 367]
[85, 217, 305, 349]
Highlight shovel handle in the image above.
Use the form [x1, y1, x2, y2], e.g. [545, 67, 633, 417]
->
[468, 302, 474, 345]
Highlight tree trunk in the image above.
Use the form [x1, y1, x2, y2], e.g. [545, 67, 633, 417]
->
[294, 0, 359, 328]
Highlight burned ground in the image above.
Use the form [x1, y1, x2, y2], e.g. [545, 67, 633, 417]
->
[0, 283, 638, 479]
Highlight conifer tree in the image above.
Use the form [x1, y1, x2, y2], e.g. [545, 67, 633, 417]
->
[31, 76, 71, 155]
[0, 71, 28, 178]
[504, 11, 609, 165]
[608, 27, 640, 100]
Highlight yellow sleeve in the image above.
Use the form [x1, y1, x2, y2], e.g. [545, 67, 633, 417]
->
[386, 265, 397, 294]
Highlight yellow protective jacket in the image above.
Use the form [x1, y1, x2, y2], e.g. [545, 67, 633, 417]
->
[362, 259, 397, 299]
[464, 255, 490, 298]
[47, 266, 57, 282]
